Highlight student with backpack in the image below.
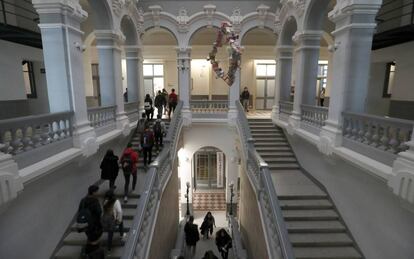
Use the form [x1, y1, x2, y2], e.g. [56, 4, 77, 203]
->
[102, 190, 126, 252]
[136, 113, 148, 136]
[77, 185, 103, 248]
[141, 125, 155, 168]
[154, 90, 166, 117]
[153, 115, 165, 151]
[100, 149, 119, 189]
[120, 143, 138, 203]
[144, 94, 154, 120]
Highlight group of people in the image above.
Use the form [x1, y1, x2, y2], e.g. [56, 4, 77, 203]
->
[143, 88, 178, 120]
[184, 212, 232, 259]
[76, 185, 125, 258]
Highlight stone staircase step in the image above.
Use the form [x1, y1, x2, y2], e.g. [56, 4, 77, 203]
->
[286, 221, 346, 234]
[268, 164, 301, 170]
[62, 232, 125, 246]
[254, 137, 287, 142]
[256, 146, 292, 151]
[71, 219, 134, 232]
[254, 142, 289, 147]
[259, 151, 295, 157]
[283, 209, 339, 221]
[289, 233, 354, 247]
[280, 199, 333, 210]
[293, 247, 363, 259]
[278, 195, 328, 200]
[265, 157, 298, 163]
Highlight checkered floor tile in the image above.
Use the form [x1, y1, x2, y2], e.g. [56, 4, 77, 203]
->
[193, 192, 226, 211]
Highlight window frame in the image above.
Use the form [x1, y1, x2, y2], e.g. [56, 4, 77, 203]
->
[22, 60, 37, 98]
[382, 61, 395, 98]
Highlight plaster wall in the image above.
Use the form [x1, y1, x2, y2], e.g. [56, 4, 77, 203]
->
[0, 135, 130, 259]
[287, 133, 414, 259]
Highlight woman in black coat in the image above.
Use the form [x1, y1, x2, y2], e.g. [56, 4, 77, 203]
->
[215, 228, 232, 259]
[100, 149, 119, 189]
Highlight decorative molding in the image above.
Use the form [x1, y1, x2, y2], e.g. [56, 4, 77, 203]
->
[256, 4, 270, 28]
[32, 0, 87, 22]
[177, 8, 189, 33]
[203, 4, 216, 28]
[149, 5, 162, 27]
[230, 8, 243, 34]
[274, 8, 282, 34]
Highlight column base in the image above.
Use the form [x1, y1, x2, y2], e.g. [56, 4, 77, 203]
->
[116, 112, 131, 136]
[287, 112, 301, 135]
[318, 120, 343, 155]
[72, 121, 98, 157]
[181, 108, 192, 126]
[0, 151, 23, 209]
[388, 142, 414, 207]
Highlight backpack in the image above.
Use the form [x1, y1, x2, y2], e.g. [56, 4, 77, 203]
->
[101, 208, 115, 232]
[76, 200, 92, 231]
[121, 153, 133, 173]
[142, 131, 154, 148]
[153, 121, 162, 135]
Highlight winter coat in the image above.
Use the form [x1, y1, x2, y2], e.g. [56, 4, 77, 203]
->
[100, 155, 119, 180]
[240, 90, 250, 100]
[216, 229, 232, 250]
[120, 148, 139, 173]
[184, 222, 200, 246]
[154, 94, 166, 107]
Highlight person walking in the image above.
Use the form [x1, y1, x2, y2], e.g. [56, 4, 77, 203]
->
[319, 88, 325, 107]
[200, 211, 216, 239]
[102, 190, 126, 252]
[120, 143, 138, 203]
[184, 216, 200, 259]
[144, 94, 154, 120]
[100, 149, 119, 190]
[215, 229, 232, 259]
[240, 87, 250, 112]
[168, 88, 178, 119]
[141, 125, 155, 168]
[162, 89, 169, 115]
[77, 185, 103, 257]
[153, 115, 165, 151]
[154, 90, 166, 118]
[136, 112, 148, 137]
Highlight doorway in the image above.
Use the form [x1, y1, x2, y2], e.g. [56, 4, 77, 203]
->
[255, 62, 276, 110]
[143, 63, 164, 97]
[194, 147, 225, 189]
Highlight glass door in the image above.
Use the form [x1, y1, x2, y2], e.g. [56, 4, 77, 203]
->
[255, 63, 276, 110]
[194, 148, 223, 189]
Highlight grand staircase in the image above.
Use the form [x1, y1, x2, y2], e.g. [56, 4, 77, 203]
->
[52, 120, 169, 259]
[248, 118, 364, 259]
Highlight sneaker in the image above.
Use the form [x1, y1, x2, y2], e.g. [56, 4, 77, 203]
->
[123, 196, 128, 203]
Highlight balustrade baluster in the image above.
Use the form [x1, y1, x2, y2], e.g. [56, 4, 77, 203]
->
[11, 129, 23, 154]
[344, 118, 352, 137]
[363, 120, 372, 144]
[351, 117, 358, 140]
[388, 126, 401, 154]
[32, 125, 42, 147]
[22, 126, 34, 151]
[379, 125, 390, 150]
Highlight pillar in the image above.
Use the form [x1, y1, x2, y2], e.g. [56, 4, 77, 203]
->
[272, 46, 293, 121]
[288, 31, 322, 130]
[318, 2, 381, 155]
[228, 68, 240, 122]
[33, 0, 97, 156]
[95, 30, 130, 135]
[137, 49, 145, 113]
[124, 46, 140, 103]
[176, 47, 192, 123]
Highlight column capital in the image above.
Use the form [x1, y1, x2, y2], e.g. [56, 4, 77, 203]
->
[275, 45, 294, 59]
[33, 0, 87, 23]
[124, 45, 143, 59]
[95, 30, 125, 50]
[292, 30, 323, 50]
[175, 46, 192, 58]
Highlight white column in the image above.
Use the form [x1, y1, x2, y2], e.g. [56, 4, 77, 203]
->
[125, 46, 140, 103]
[137, 49, 145, 113]
[34, 0, 97, 156]
[272, 46, 293, 121]
[288, 31, 322, 131]
[228, 68, 240, 122]
[318, 2, 381, 155]
[95, 30, 130, 135]
[176, 47, 192, 123]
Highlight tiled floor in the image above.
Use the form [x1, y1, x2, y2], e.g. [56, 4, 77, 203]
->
[193, 191, 226, 211]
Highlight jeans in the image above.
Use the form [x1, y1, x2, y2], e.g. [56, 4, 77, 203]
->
[168, 103, 177, 118]
[123, 171, 137, 197]
[242, 99, 249, 111]
[145, 108, 154, 120]
[143, 147, 153, 166]
[107, 221, 124, 250]
[156, 106, 163, 117]
[154, 133, 163, 149]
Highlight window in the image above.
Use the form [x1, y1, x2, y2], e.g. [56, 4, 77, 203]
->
[254, 61, 276, 110]
[143, 63, 164, 96]
[317, 60, 328, 89]
[22, 60, 36, 98]
[383, 62, 396, 98]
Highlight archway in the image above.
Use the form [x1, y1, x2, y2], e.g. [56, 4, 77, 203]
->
[141, 27, 178, 99]
[241, 27, 277, 110]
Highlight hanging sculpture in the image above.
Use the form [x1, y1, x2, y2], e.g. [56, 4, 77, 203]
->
[207, 22, 242, 86]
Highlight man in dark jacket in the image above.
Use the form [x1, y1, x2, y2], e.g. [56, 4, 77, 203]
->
[184, 216, 199, 259]
[240, 87, 250, 112]
[141, 126, 155, 168]
[215, 228, 232, 259]
[78, 185, 103, 243]
[154, 90, 166, 117]
[120, 143, 139, 203]
[100, 149, 119, 189]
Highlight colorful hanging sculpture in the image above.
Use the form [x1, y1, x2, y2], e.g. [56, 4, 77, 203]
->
[207, 22, 242, 86]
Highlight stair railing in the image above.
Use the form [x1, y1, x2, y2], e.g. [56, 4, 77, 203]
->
[235, 101, 295, 259]
[228, 215, 248, 259]
[121, 101, 184, 259]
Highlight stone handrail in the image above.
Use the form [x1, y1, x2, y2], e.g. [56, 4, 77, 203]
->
[235, 101, 294, 259]
[124, 102, 139, 123]
[190, 100, 229, 113]
[279, 101, 293, 116]
[87, 105, 116, 129]
[342, 111, 413, 154]
[170, 219, 187, 259]
[228, 215, 248, 259]
[121, 101, 183, 259]
[301, 104, 328, 127]
[0, 111, 73, 156]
